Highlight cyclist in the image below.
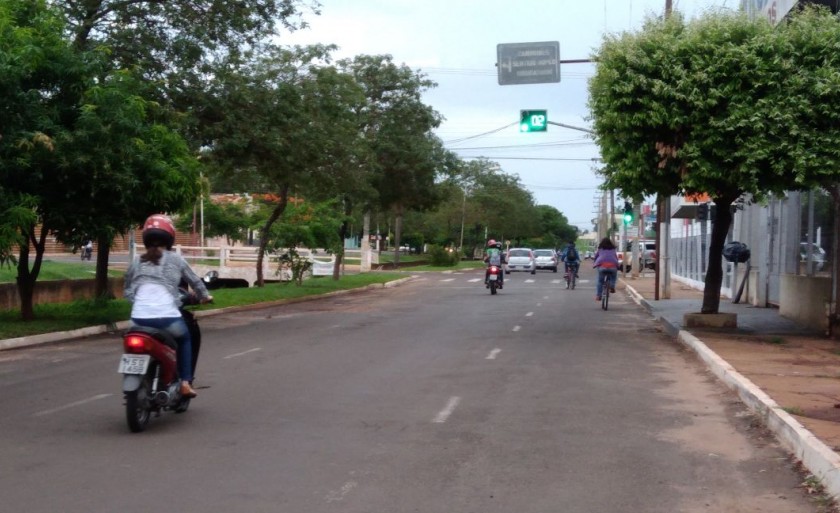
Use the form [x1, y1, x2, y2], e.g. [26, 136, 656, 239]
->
[593, 237, 619, 301]
[483, 239, 505, 289]
[559, 241, 580, 279]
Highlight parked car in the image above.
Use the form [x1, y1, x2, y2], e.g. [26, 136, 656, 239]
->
[800, 242, 826, 272]
[533, 249, 558, 272]
[505, 248, 536, 274]
[639, 241, 657, 270]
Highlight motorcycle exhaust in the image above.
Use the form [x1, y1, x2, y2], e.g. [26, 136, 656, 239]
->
[154, 391, 170, 405]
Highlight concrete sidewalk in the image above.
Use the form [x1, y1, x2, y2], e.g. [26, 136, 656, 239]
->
[621, 273, 840, 500]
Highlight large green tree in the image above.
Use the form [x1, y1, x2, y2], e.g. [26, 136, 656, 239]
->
[589, 7, 840, 315]
[341, 55, 455, 267]
[201, 45, 363, 285]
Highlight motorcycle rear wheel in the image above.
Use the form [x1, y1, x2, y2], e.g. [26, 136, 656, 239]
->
[490, 281, 497, 295]
[125, 388, 151, 433]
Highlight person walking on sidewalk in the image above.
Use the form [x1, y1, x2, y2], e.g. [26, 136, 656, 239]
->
[593, 237, 619, 301]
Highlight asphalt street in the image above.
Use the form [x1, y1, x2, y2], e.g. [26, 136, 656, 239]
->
[0, 267, 823, 512]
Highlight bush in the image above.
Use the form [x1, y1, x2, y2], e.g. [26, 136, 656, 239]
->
[428, 245, 459, 267]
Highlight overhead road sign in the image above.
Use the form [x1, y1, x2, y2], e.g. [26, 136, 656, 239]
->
[497, 42, 560, 85]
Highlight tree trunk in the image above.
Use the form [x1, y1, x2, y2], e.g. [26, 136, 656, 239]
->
[701, 193, 738, 314]
[94, 234, 113, 298]
[16, 224, 47, 321]
[333, 197, 352, 280]
[829, 185, 840, 337]
[393, 205, 403, 267]
[255, 186, 289, 287]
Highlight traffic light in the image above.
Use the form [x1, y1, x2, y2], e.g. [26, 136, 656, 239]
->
[696, 203, 709, 221]
[622, 201, 634, 225]
[519, 109, 547, 132]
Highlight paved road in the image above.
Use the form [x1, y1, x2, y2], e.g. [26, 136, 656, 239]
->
[0, 267, 822, 512]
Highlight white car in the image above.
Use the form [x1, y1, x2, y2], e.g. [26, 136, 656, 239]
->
[505, 248, 536, 274]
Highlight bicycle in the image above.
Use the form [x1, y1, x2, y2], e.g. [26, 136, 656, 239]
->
[600, 271, 610, 310]
[564, 264, 577, 290]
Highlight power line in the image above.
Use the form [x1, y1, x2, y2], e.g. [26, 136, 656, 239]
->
[450, 141, 595, 151]
[443, 123, 517, 144]
[458, 155, 600, 162]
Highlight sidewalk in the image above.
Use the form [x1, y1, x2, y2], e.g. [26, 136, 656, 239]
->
[620, 273, 840, 499]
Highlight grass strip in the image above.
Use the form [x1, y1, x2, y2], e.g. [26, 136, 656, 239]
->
[0, 273, 402, 340]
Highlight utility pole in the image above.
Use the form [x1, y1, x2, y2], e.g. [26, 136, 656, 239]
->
[657, 0, 673, 299]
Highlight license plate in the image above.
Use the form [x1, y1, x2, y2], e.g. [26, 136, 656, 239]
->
[509, 266, 517, 269]
[488, 274, 498, 281]
[118, 354, 150, 375]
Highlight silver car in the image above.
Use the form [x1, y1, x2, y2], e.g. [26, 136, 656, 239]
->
[533, 249, 558, 272]
[505, 248, 536, 274]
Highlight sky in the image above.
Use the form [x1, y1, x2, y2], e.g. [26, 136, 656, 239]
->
[280, 0, 734, 231]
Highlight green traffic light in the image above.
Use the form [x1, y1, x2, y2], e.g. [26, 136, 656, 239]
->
[519, 110, 547, 132]
[623, 213, 633, 224]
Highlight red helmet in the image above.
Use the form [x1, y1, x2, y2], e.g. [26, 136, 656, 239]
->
[487, 239, 496, 247]
[142, 214, 175, 249]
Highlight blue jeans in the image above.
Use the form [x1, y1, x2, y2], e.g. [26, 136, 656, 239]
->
[596, 268, 617, 298]
[131, 316, 193, 382]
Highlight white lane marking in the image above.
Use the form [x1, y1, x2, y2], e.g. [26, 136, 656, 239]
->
[34, 393, 112, 417]
[525, 279, 535, 283]
[551, 280, 562, 284]
[486, 348, 502, 360]
[224, 348, 262, 359]
[433, 396, 461, 423]
[526, 312, 534, 317]
[326, 481, 358, 503]
[512, 325, 521, 332]
[468, 278, 482, 283]
[440, 278, 456, 282]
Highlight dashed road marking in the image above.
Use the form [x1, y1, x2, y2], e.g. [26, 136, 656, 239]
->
[512, 325, 521, 332]
[34, 393, 112, 417]
[432, 396, 461, 423]
[486, 348, 502, 359]
[224, 348, 262, 359]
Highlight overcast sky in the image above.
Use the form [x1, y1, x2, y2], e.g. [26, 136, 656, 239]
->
[280, 0, 733, 230]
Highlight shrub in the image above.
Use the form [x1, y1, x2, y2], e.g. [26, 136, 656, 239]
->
[428, 245, 459, 267]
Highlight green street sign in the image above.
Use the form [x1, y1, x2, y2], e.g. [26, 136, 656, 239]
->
[520, 110, 547, 132]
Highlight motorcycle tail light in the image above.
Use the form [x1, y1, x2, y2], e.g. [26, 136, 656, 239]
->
[124, 335, 149, 353]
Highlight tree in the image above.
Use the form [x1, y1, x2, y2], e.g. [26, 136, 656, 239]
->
[589, 7, 840, 315]
[0, 0, 94, 319]
[340, 55, 455, 267]
[201, 45, 363, 286]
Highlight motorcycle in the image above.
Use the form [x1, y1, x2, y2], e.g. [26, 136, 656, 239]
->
[486, 264, 502, 295]
[117, 290, 203, 433]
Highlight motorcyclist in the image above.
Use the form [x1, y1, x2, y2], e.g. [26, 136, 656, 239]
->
[123, 214, 212, 398]
[483, 239, 505, 288]
[560, 241, 580, 278]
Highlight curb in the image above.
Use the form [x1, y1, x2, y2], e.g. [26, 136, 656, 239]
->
[0, 276, 417, 352]
[624, 282, 840, 499]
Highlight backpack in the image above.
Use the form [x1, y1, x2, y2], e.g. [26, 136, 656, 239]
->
[566, 247, 578, 261]
[488, 249, 501, 266]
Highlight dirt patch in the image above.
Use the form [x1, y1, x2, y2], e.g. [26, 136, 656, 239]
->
[698, 332, 840, 450]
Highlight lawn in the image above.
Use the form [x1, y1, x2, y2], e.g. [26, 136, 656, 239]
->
[0, 260, 123, 283]
[0, 273, 404, 340]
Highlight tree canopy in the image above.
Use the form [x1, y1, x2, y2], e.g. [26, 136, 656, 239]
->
[589, 7, 840, 313]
